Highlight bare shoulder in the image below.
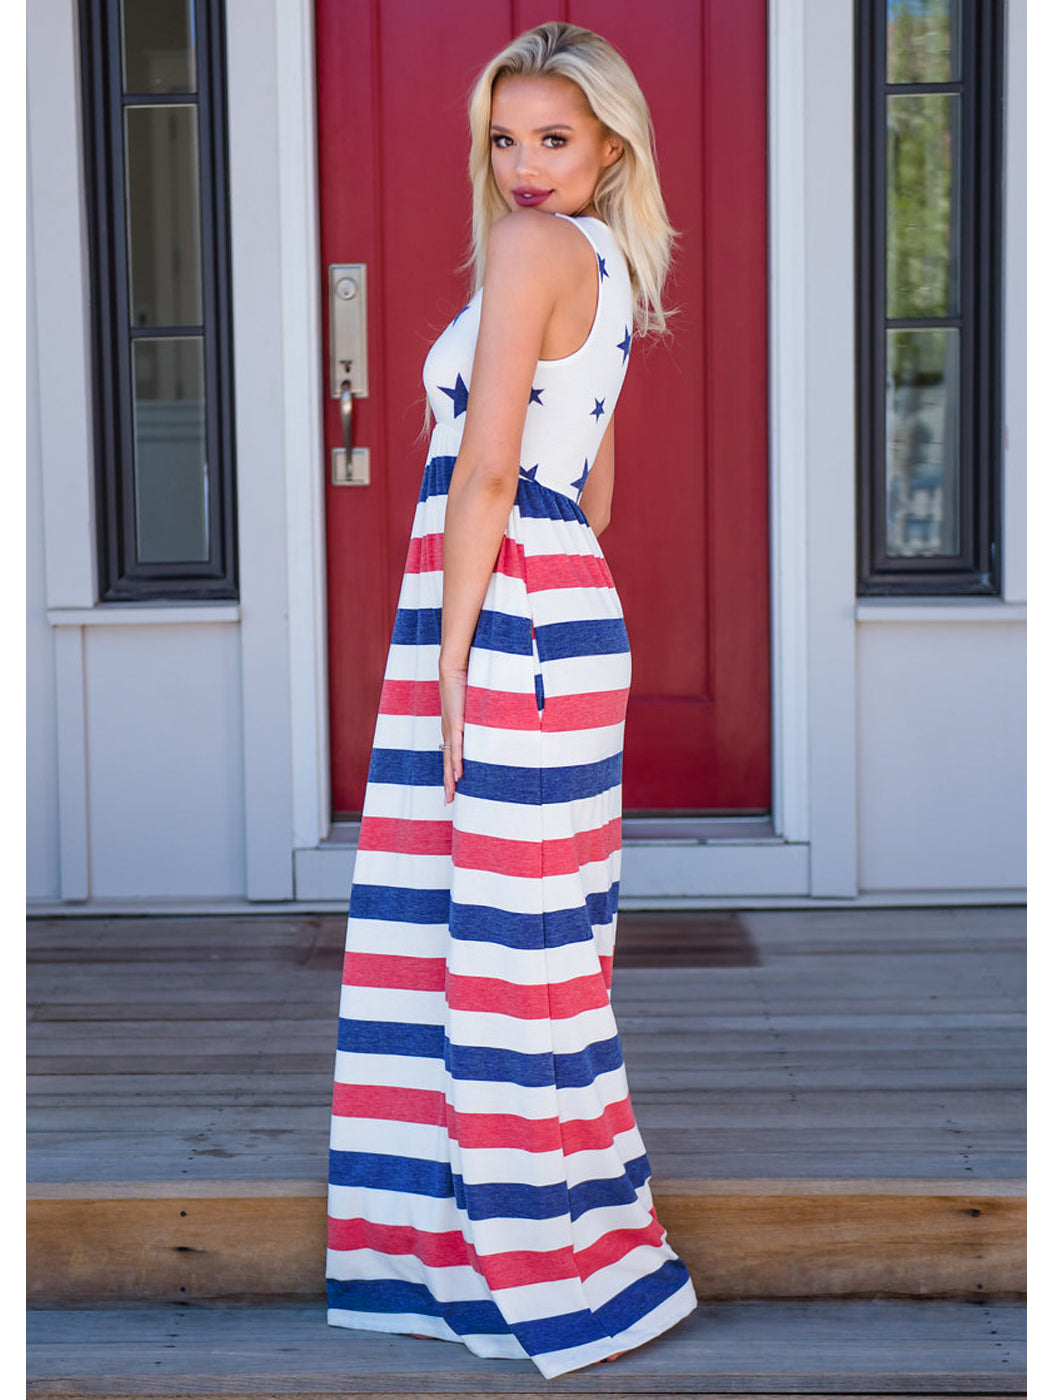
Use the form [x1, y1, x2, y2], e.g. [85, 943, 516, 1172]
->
[485, 210, 591, 288]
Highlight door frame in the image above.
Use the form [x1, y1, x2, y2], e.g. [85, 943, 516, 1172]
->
[270, 0, 859, 900]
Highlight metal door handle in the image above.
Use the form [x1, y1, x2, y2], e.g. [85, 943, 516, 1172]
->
[340, 375, 354, 457]
[329, 264, 370, 486]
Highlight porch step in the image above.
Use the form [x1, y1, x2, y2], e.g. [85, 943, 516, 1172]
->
[26, 1298, 1026, 1396]
[27, 1175, 1025, 1306]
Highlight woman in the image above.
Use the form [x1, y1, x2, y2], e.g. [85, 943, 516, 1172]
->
[326, 20, 696, 1379]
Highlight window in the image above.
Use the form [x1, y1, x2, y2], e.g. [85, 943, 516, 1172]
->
[855, 0, 1003, 594]
[79, 0, 237, 600]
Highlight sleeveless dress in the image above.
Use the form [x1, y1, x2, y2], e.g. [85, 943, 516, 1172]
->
[325, 212, 697, 1379]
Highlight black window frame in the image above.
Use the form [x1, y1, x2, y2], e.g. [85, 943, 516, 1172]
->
[78, 0, 238, 602]
[855, 0, 1004, 595]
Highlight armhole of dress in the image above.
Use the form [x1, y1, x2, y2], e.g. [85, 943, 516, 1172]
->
[541, 213, 604, 365]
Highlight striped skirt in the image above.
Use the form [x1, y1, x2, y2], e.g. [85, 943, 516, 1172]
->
[326, 451, 697, 1379]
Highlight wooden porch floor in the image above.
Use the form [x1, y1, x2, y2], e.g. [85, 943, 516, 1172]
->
[27, 906, 1026, 1395]
[27, 905, 1026, 1184]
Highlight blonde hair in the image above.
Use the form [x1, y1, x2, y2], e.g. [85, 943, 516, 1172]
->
[418, 22, 679, 440]
[465, 22, 679, 338]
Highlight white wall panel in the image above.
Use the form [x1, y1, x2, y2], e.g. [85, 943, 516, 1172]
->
[857, 622, 1026, 892]
[83, 626, 245, 898]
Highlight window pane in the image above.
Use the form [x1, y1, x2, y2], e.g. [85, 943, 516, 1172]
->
[885, 328, 960, 557]
[125, 104, 203, 327]
[132, 337, 210, 563]
[887, 0, 961, 85]
[121, 0, 197, 94]
[886, 92, 961, 319]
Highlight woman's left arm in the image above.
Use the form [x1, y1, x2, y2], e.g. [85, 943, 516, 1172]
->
[440, 213, 564, 804]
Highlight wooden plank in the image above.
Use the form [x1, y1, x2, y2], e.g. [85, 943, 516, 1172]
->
[25, 1299, 1027, 1394]
[26, 1181, 1026, 1304]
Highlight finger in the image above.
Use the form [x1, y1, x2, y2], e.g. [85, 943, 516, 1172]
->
[451, 724, 464, 784]
[443, 743, 454, 805]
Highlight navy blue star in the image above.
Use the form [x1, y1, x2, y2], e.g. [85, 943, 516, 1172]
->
[571, 458, 591, 500]
[597, 255, 609, 282]
[438, 373, 469, 417]
[519, 463, 539, 482]
[528, 386, 544, 405]
[590, 397, 606, 422]
[617, 326, 632, 363]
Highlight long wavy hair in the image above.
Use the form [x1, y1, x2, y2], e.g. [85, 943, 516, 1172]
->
[465, 23, 678, 337]
[420, 22, 679, 438]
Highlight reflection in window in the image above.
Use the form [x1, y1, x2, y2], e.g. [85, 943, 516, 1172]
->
[886, 329, 960, 556]
[132, 338, 209, 563]
[886, 93, 961, 319]
[121, 0, 197, 94]
[857, 0, 1000, 594]
[125, 105, 204, 327]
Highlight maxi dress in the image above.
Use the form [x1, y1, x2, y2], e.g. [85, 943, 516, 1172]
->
[325, 212, 697, 1379]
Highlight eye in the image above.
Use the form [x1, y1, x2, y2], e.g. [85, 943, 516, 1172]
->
[490, 134, 513, 148]
[542, 134, 567, 147]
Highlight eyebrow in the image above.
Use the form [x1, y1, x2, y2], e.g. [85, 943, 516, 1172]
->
[489, 123, 575, 133]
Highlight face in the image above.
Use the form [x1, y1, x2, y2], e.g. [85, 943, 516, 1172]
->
[488, 73, 623, 218]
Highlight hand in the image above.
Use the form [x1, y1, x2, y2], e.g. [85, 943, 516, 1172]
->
[439, 661, 467, 805]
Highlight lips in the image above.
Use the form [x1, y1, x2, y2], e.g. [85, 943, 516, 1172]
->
[513, 187, 553, 206]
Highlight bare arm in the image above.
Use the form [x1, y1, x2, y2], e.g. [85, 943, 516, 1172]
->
[579, 411, 615, 536]
[440, 213, 563, 803]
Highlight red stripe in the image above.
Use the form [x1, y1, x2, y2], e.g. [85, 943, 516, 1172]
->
[527, 553, 615, 591]
[404, 533, 443, 574]
[445, 969, 610, 1020]
[404, 534, 526, 582]
[541, 689, 629, 731]
[464, 687, 538, 730]
[327, 1216, 580, 1287]
[452, 819, 621, 878]
[575, 1218, 668, 1280]
[359, 817, 452, 856]
[559, 1095, 637, 1154]
[342, 952, 445, 992]
[332, 1084, 446, 1126]
[333, 1083, 637, 1159]
[378, 679, 441, 717]
[328, 1212, 666, 1290]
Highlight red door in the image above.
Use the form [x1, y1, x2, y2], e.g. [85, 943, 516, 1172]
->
[317, 1, 770, 817]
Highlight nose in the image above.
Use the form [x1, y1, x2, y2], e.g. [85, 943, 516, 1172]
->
[514, 143, 539, 181]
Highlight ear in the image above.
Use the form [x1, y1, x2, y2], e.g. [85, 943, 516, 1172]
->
[604, 137, 625, 169]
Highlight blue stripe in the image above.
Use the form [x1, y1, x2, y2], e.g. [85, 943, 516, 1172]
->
[336, 1020, 623, 1090]
[391, 606, 533, 656]
[419, 456, 455, 502]
[512, 1259, 690, 1356]
[452, 1174, 569, 1222]
[594, 1257, 693, 1338]
[515, 478, 588, 524]
[338, 1018, 444, 1058]
[473, 609, 533, 656]
[329, 1148, 648, 1225]
[455, 753, 621, 805]
[348, 884, 449, 925]
[535, 618, 630, 661]
[449, 1034, 623, 1089]
[367, 748, 444, 787]
[391, 607, 442, 647]
[350, 883, 618, 938]
[327, 1278, 510, 1336]
[329, 1149, 452, 1198]
[568, 1153, 650, 1221]
[449, 898, 596, 950]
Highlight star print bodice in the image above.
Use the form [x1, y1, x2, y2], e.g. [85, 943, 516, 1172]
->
[421, 213, 633, 507]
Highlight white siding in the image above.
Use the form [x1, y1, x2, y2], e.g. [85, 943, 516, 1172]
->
[82, 625, 246, 898]
[857, 621, 1026, 892]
